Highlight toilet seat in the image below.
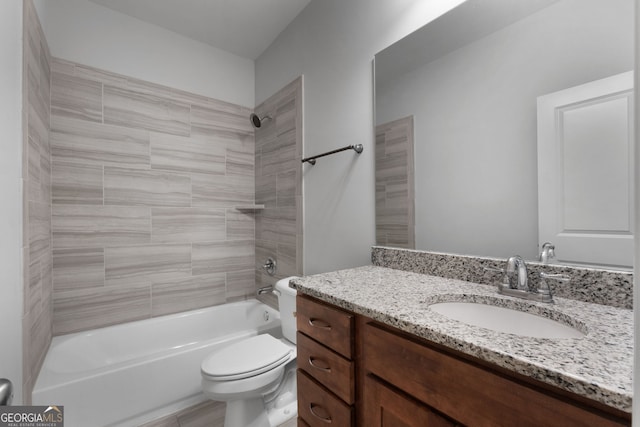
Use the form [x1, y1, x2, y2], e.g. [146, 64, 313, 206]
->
[201, 334, 293, 381]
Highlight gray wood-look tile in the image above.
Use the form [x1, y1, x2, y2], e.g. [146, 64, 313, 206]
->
[29, 201, 51, 262]
[40, 149, 51, 204]
[150, 133, 225, 175]
[105, 243, 191, 286]
[256, 173, 277, 208]
[104, 85, 191, 136]
[28, 306, 51, 376]
[256, 208, 297, 246]
[53, 284, 151, 335]
[276, 242, 298, 279]
[50, 57, 75, 76]
[227, 210, 255, 241]
[52, 205, 150, 248]
[190, 104, 253, 138]
[151, 273, 226, 317]
[226, 143, 254, 177]
[260, 129, 297, 177]
[191, 173, 254, 207]
[276, 170, 296, 207]
[226, 269, 256, 302]
[53, 248, 104, 290]
[51, 115, 150, 169]
[27, 136, 42, 202]
[53, 58, 130, 87]
[52, 161, 103, 205]
[104, 166, 191, 207]
[192, 240, 254, 275]
[253, 77, 303, 292]
[375, 116, 415, 249]
[151, 207, 226, 243]
[28, 80, 49, 149]
[51, 72, 102, 123]
[27, 259, 42, 315]
[255, 239, 278, 270]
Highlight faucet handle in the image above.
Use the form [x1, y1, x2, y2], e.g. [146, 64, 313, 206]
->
[537, 272, 569, 303]
[539, 272, 570, 282]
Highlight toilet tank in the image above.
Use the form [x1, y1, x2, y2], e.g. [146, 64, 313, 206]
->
[275, 277, 298, 344]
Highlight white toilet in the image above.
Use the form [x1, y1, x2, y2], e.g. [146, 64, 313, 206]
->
[201, 277, 298, 427]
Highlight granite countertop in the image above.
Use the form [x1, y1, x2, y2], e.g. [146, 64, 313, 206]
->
[290, 265, 633, 413]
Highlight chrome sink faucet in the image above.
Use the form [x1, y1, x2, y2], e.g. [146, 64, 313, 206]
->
[484, 256, 569, 303]
[505, 255, 528, 290]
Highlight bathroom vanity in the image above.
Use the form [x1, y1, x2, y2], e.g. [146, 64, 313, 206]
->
[292, 265, 633, 427]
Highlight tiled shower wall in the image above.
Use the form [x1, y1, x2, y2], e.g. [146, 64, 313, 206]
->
[22, 0, 53, 402]
[375, 116, 415, 249]
[50, 58, 257, 335]
[254, 77, 303, 307]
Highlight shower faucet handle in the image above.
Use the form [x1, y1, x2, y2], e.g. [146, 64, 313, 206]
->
[263, 258, 277, 276]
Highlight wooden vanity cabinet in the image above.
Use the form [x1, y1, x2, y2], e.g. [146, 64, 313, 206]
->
[296, 295, 631, 427]
[362, 321, 631, 427]
[296, 295, 355, 426]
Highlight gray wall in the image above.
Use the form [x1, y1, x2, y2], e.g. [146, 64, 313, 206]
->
[255, 0, 467, 274]
[0, 0, 25, 405]
[375, 0, 634, 259]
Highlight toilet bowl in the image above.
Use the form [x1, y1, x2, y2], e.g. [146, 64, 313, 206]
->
[201, 277, 298, 427]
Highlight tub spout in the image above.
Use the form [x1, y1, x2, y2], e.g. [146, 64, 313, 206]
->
[257, 286, 272, 295]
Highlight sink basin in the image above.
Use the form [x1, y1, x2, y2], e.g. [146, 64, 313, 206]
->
[429, 302, 585, 339]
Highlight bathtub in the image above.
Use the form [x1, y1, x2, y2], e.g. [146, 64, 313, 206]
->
[33, 300, 281, 427]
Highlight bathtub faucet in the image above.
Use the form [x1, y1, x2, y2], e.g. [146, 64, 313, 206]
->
[257, 286, 281, 296]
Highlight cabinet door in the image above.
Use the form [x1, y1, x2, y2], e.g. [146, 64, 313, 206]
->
[363, 375, 457, 427]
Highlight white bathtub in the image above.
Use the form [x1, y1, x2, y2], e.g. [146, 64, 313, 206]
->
[33, 300, 281, 427]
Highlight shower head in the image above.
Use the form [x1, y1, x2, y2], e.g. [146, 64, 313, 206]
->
[250, 113, 272, 129]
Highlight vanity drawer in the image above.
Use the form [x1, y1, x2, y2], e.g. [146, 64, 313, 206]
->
[296, 295, 354, 358]
[297, 370, 353, 427]
[363, 321, 628, 427]
[297, 331, 355, 404]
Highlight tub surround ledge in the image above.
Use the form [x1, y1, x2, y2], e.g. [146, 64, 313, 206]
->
[290, 265, 633, 414]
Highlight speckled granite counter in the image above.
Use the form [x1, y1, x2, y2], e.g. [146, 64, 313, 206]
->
[290, 266, 633, 413]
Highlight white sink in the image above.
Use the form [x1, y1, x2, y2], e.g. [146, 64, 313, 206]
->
[429, 302, 585, 339]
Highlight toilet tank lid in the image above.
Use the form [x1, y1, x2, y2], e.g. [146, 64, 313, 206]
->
[275, 277, 297, 295]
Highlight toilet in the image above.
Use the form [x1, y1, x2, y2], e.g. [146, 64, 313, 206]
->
[201, 277, 298, 427]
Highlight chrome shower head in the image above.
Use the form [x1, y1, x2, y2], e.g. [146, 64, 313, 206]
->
[250, 113, 272, 129]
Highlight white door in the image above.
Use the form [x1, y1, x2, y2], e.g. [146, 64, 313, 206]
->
[537, 71, 634, 268]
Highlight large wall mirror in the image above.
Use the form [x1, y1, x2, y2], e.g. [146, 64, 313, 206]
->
[374, 0, 634, 269]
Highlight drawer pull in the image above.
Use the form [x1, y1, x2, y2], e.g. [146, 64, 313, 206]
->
[309, 403, 332, 423]
[308, 356, 332, 373]
[308, 318, 332, 330]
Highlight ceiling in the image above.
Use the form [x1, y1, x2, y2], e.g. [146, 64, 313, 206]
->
[87, 0, 311, 60]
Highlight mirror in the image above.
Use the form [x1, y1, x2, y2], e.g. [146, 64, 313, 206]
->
[374, 0, 634, 269]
